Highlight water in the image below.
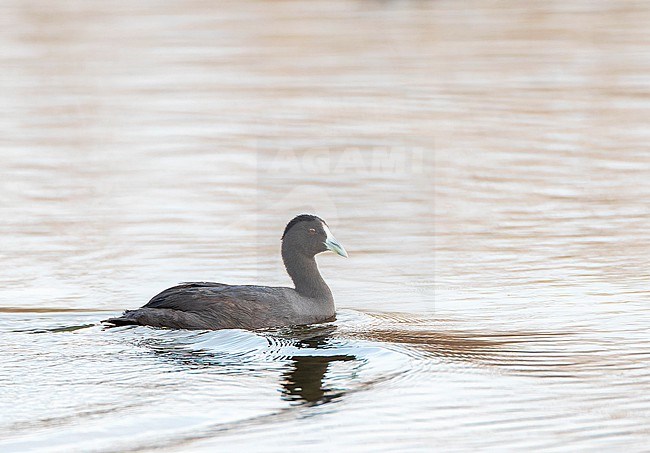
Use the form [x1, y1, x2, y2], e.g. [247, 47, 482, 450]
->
[2, 0, 650, 451]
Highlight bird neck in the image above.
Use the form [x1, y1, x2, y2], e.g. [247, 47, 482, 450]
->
[282, 245, 333, 301]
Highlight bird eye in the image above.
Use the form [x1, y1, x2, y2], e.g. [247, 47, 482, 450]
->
[308, 228, 316, 234]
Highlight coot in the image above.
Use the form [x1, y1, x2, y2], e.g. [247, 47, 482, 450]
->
[103, 214, 347, 330]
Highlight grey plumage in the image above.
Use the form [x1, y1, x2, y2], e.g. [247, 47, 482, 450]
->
[103, 215, 345, 330]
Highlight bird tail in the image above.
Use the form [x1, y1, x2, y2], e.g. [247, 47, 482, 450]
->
[101, 310, 140, 327]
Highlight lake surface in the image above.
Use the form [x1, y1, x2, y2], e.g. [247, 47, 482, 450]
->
[2, 0, 650, 451]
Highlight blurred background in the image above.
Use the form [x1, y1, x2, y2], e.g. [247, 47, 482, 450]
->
[1, 1, 650, 451]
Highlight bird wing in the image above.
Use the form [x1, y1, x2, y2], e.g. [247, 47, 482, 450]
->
[144, 282, 231, 311]
[141, 282, 294, 329]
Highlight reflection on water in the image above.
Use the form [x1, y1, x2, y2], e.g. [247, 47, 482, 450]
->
[2, 307, 650, 451]
[279, 332, 355, 405]
[140, 323, 358, 406]
[2, 0, 650, 451]
[282, 355, 347, 404]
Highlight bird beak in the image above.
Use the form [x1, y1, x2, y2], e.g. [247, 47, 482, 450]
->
[325, 236, 348, 257]
[323, 224, 348, 257]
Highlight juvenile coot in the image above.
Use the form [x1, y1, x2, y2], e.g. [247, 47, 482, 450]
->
[103, 214, 348, 330]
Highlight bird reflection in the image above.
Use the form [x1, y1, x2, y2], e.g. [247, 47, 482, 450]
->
[277, 325, 355, 405]
[142, 324, 357, 406]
